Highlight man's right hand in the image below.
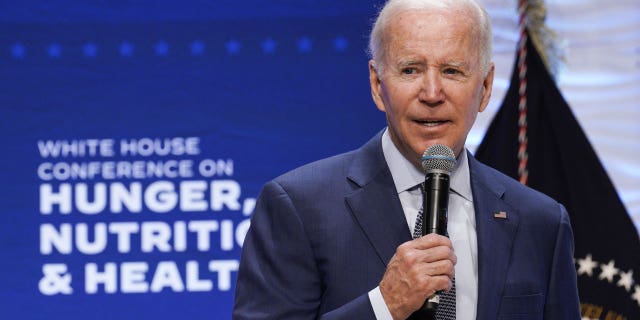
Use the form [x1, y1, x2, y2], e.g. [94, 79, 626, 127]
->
[379, 233, 456, 320]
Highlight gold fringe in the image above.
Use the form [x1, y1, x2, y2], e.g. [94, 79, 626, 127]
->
[523, 0, 564, 78]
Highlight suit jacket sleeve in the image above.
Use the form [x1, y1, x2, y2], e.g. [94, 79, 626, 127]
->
[233, 180, 376, 319]
[544, 203, 581, 319]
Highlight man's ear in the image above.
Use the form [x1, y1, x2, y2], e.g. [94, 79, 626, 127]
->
[478, 63, 495, 113]
[369, 60, 386, 112]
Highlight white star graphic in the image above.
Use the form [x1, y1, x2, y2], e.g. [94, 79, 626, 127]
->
[617, 269, 634, 291]
[633, 285, 640, 307]
[577, 254, 598, 276]
[598, 260, 619, 283]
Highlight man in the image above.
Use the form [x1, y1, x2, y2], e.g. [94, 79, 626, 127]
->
[233, 0, 580, 319]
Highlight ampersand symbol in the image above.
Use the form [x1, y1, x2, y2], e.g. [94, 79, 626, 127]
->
[39, 263, 73, 295]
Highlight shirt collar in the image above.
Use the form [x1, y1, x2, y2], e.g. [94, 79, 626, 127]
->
[381, 128, 473, 202]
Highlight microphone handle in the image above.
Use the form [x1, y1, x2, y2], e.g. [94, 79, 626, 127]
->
[422, 172, 450, 237]
[419, 172, 450, 314]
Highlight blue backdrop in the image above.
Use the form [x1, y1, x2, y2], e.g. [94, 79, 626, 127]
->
[6, 1, 639, 319]
[0, 1, 388, 318]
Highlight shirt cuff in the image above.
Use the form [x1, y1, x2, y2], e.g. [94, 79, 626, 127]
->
[368, 286, 394, 320]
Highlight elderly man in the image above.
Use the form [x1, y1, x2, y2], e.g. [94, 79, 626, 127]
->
[233, 0, 580, 319]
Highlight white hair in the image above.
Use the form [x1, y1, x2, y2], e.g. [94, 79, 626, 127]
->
[368, 0, 493, 76]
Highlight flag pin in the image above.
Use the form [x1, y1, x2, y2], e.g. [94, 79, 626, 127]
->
[493, 211, 507, 219]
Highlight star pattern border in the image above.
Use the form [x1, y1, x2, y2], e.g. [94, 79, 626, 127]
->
[6, 36, 352, 59]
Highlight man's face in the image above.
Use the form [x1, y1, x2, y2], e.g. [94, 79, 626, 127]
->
[369, 8, 494, 168]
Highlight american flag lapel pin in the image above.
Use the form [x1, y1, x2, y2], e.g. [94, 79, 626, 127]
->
[493, 211, 507, 219]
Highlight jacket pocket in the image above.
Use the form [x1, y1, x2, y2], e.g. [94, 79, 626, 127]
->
[497, 293, 544, 320]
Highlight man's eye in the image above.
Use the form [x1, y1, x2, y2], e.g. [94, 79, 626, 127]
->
[402, 68, 415, 75]
[444, 68, 460, 75]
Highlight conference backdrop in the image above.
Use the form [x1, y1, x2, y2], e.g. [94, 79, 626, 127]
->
[1, 0, 638, 319]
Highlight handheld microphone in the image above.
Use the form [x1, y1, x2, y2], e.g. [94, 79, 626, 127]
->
[420, 144, 456, 313]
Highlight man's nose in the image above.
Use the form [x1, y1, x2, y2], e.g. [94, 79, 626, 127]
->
[418, 70, 445, 106]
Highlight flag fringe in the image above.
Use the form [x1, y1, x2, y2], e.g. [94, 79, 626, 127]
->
[521, 0, 565, 78]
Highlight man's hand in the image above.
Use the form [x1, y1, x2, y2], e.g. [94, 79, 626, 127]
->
[379, 234, 456, 320]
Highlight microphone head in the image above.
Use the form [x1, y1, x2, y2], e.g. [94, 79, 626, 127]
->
[421, 144, 456, 173]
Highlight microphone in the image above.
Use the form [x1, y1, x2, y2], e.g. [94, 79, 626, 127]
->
[419, 144, 456, 313]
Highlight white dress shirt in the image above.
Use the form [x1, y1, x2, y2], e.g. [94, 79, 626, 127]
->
[368, 129, 478, 320]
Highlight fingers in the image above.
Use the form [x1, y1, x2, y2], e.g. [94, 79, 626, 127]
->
[412, 233, 453, 250]
[379, 235, 457, 319]
[423, 259, 456, 279]
[398, 234, 457, 265]
[413, 274, 454, 297]
[404, 257, 455, 290]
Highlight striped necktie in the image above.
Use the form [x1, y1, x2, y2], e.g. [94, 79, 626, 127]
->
[413, 187, 456, 320]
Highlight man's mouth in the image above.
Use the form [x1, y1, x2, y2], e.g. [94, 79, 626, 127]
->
[416, 119, 448, 127]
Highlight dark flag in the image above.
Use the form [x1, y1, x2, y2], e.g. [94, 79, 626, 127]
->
[476, 30, 640, 319]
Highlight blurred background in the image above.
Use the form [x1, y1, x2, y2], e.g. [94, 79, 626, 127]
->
[0, 0, 638, 318]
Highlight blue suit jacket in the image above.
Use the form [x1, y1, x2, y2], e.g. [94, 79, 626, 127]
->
[233, 132, 580, 319]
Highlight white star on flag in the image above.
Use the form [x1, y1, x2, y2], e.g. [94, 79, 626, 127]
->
[577, 254, 598, 276]
[633, 285, 640, 306]
[598, 260, 619, 283]
[617, 269, 634, 291]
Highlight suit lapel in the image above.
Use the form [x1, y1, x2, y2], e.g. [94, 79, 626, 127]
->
[345, 132, 412, 266]
[468, 154, 520, 320]
[342, 139, 522, 317]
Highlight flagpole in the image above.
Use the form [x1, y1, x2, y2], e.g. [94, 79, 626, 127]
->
[517, 0, 529, 185]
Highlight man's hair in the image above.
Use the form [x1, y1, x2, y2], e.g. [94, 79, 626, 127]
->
[368, 0, 493, 76]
